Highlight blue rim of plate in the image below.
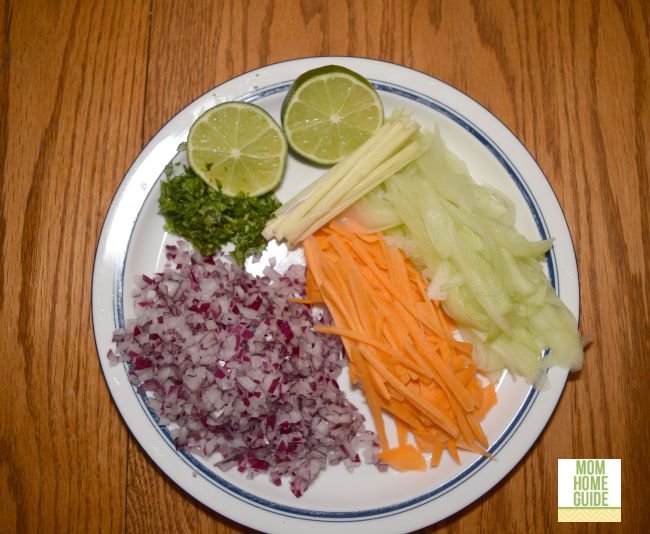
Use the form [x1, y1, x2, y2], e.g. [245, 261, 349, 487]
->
[111, 80, 557, 521]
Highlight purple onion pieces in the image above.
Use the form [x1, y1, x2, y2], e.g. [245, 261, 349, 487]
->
[109, 241, 379, 497]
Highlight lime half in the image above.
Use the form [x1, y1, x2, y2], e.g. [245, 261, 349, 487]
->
[282, 65, 384, 165]
[187, 102, 287, 197]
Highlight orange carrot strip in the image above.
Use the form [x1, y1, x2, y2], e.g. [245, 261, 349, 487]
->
[303, 225, 497, 466]
[346, 264, 377, 335]
[447, 439, 460, 464]
[403, 341, 439, 383]
[385, 383, 405, 403]
[413, 432, 435, 453]
[396, 418, 409, 447]
[344, 234, 444, 336]
[383, 399, 425, 430]
[412, 276, 473, 356]
[381, 319, 403, 352]
[452, 355, 467, 371]
[388, 240, 418, 310]
[314, 325, 432, 378]
[454, 365, 477, 386]
[348, 360, 358, 384]
[413, 276, 445, 327]
[378, 444, 427, 472]
[329, 219, 380, 242]
[305, 266, 323, 302]
[377, 301, 410, 351]
[447, 393, 478, 448]
[409, 327, 475, 412]
[466, 413, 489, 449]
[352, 347, 389, 450]
[430, 441, 444, 467]
[303, 238, 328, 294]
[287, 297, 319, 305]
[358, 345, 459, 437]
[456, 440, 492, 458]
[312, 247, 391, 450]
[375, 308, 385, 339]
[466, 379, 484, 409]
[369, 364, 391, 400]
[433, 299, 455, 346]
[454, 340, 474, 355]
[474, 384, 497, 421]
[305, 249, 358, 359]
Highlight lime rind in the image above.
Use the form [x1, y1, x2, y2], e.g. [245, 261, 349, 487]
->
[187, 102, 287, 197]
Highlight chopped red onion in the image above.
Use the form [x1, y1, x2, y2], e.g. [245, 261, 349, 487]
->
[109, 241, 379, 496]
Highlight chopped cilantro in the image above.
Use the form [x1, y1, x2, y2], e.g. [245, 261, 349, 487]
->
[159, 166, 280, 264]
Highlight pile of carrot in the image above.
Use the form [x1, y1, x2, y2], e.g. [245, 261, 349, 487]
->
[293, 221, 496, 471]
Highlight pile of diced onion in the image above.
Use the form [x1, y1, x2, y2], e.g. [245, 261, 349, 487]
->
[108, 242, 379, 497]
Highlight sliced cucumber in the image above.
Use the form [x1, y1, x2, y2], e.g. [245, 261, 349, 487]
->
[347, 125, 584, 385]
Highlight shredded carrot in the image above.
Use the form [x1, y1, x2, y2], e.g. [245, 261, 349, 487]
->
[314, 325, 432, 378]
[430, 441, 444, 467]
[304, 267, 323, 303]
[378, 445, 427, 472]
[302, 222, 497, 472]
[474, 383, 497, 421]
[447, 439, 460, 464]
[287, 297, 319, 304]
[369, 364, 391, 400]
[395, 418, 409, 447]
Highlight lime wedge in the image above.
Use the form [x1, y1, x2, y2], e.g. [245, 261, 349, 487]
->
[187, 102, 287, 197]
[282, 65, 384, 165]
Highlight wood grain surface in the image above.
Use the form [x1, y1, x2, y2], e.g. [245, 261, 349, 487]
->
[1, 1, 647, 533]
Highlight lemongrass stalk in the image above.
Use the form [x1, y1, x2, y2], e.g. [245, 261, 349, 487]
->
[272, 120, 399, 217]
[270, 118, 419, 240]
[288, 140, 421, 243]
[289, 140, 424, 244]
[262, 121, 400, 240]
[288, 123, 418, 232]
[276, 117, 411, 224]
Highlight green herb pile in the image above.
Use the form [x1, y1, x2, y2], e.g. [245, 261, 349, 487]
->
[159, 166, 280, 264]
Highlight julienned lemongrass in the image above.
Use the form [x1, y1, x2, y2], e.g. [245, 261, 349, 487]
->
[263, 112, 424, 246]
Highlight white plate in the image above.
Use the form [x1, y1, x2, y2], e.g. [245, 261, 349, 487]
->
[92, 57, 579, 533]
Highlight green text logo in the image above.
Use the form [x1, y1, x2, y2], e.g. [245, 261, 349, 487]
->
[558, 459, 621, 522]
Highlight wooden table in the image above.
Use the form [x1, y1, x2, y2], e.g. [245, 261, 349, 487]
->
[1, 1, 647, 532]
